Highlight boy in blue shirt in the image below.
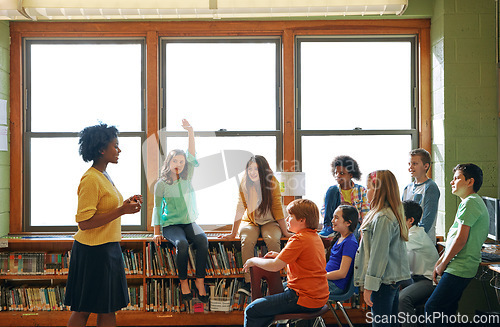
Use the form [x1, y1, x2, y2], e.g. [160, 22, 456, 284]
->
[402, 148, 440, 243]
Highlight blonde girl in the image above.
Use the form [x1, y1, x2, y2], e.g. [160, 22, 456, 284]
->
[353, 170, 410, 327]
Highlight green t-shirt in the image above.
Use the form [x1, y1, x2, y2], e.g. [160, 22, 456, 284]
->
[445, 193, 489, 278]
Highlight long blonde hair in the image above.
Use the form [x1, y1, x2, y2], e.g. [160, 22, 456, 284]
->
[361, 170, 408, 241]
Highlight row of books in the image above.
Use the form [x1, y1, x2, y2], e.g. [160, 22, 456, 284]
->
[145, 242, 274, 277]
[0, 285, 67, 311]
[145, 278, 251, 313]
[0, 252, 70, 276]
[0, 249, 142, 276]
[0, 284, 145, 312]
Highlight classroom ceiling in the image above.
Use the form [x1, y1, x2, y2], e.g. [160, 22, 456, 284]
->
[0, 0, 408, 21]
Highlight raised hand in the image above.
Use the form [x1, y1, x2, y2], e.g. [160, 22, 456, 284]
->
[181, 119, 193, 131]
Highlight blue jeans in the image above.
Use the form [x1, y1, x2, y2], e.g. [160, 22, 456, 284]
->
[424, 272, 472, 327]
[370, 282, 401, 327]
[328, 280, 345, 298]
[162, 222, 208, 280]
[244, 288, 323, 327]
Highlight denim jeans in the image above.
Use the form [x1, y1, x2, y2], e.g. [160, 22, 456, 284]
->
[424, 272, 472, 327]
[162, 222, 208, 280]
[398, 276, 435, 327]
[244, 288, 323, 327]
[370, 282, 401, 327]
[328, 280, 345, 298]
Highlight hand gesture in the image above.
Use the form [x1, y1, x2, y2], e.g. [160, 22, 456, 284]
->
[181, 119, 193, 131]
[363, 289, 373, 307]
[128, 194, 143, 205]
[264, 251, 279, 259]
[122, 199, 141, 214]
[153, 234, 164, 246]
[219, 231, 238, 240]
[243, 258, 256, 272]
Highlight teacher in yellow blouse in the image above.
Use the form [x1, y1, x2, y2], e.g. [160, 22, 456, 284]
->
[65, 123, 142, 327]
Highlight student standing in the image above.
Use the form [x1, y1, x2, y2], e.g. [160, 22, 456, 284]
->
[152, 119, 209, 303]
[220, 155, 292, 295]
[354, 170, 411, 327]
[398, 200, 439, 327]
[65, 124, 142, 327]
[402, 149, 440, 243]
[319, 155, 369, 239]
[243, 199, 329, 327]
[424, 164, 489, 326]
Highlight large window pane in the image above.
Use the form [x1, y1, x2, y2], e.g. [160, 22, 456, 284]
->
[165, 41, 277, 131]
[301, 135, 413, 213]
[30, 137, 143, 227]
[161, 136, 276, 226]
[300, 41, 412, 130]
[30, 43, 142, 133]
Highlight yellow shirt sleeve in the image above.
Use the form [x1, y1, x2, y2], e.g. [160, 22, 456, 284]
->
[75, 173, 99, 223]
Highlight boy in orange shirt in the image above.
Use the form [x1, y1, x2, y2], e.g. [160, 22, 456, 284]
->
[243, 199, 329, 327]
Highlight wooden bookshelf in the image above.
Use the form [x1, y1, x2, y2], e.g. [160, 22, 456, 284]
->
[0, 236, 369, 326]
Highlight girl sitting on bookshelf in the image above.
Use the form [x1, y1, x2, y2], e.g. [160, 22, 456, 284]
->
[353, 170, 411, 327]
[220, 155, 292, 295]
[65, 123, 143, 327]
[243, 199, 329, 327]
[325, 205, 359, 296]
[152, 119, 209, 303]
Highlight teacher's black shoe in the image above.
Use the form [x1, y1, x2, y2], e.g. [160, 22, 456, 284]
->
[182, 291, 193, 302]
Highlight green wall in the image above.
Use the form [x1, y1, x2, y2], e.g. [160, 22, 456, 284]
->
[431, 0, 500, 316]
[431, 0, 498, 236]
[0, 21, 8, 237]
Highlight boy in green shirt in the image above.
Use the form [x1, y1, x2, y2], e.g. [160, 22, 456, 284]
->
[424, 163, 489, 326]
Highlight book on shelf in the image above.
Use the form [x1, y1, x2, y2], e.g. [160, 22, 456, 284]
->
[146, 241, 247, 277]
[0, 249, 140, 276]
[0, 285, 68, 312]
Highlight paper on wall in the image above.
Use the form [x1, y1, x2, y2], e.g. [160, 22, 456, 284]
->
[0, 126, 7, 151]
[0, 99, 6, 125]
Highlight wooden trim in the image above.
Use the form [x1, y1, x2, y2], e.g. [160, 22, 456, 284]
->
[146, 30, 159, 231]
[419, 26, 432, 176]
[10, 19, 431, 34]
[282, 29, 295, 206]
[9, 32, 23, 234]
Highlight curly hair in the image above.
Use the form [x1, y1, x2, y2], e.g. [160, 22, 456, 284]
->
[331, 155, 362, 180]
[78, 123, 119, 163]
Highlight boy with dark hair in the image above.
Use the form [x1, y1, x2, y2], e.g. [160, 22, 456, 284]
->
[403, 148, 440, 243]
[424, 164, 489, 326]
[399, 200, 439, 327]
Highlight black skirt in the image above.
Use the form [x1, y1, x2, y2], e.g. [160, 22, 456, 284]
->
[64, 240, 129, 313]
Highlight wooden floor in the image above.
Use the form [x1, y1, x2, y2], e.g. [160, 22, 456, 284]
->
[0, 308, 370, 326]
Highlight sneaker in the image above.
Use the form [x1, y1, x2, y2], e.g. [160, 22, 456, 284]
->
[318, 225, 335, 238]
[237, 282, 251, 296]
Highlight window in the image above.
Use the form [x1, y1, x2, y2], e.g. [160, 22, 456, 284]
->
[24, 39, 146, 231]
[160, 38, 281, 227]
[297, 37, 418, 210]
[11, 21, 430, 233]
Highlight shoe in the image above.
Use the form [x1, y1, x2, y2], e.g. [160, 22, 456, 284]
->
[318, 225, 335, 238]
[195, 286, 210, 303]
[182, 291, 193, 302]
[237, 282, 251, 296]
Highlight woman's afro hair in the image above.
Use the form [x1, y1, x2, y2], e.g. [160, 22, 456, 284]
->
[78, 123, 119, 162]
